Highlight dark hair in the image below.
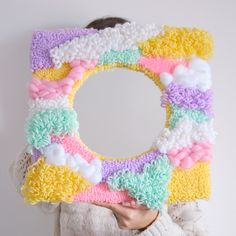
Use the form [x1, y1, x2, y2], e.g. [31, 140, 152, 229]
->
[85, 17, 130, 30]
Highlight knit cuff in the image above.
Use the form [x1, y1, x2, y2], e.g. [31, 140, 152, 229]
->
[132, 211, 175, 236]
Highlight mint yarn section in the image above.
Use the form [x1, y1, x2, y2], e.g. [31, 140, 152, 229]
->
[98, 49, 141, 65]
[26, 108, 78, 149]
[169, 104, 209, 129]
[107, 155, 172, 210]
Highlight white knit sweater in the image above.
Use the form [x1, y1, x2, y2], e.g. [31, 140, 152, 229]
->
[9, 146, 209, 236]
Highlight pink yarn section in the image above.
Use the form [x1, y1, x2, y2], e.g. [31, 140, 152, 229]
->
[74, 183, 134, 203]
[138, 56, 187, 75]
[51, 134, 97, 162]
[168, 141, 212, 169]
[29, 59, 97, 99]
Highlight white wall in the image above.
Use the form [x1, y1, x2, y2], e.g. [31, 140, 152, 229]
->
[0, 0, 235, 235]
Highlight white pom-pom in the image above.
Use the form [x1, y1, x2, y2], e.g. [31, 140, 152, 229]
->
[89, 171, 102, 184]
[165, 57, 212, 91]
[66, 155, 79, 171]
[43, 143, 67, 166]
[90, 159, 102, 169]
[160, 72, 174, 86]
[80, 164, 96, 179]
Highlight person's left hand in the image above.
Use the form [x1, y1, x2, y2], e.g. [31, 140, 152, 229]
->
[93, 200, 159, 231]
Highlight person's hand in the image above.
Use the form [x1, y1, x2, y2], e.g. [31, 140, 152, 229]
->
[93, 200, 159, 231]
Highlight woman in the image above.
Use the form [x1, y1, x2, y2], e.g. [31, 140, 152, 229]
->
[10, 17, 209, 236]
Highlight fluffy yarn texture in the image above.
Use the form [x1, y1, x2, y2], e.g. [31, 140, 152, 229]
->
[50, 22, 163, 68]
[152, 116, 216, 153]
[161, 82, 213, 115]
[21, 22, 215, 207]
[30, 27, 97, 71]
[167, 141, 212, 168]
[169, 104, 210, 129]
[160, 57, 212, 92]
[168, 162, 211, 203]
[51, 134, 96, 162]
[108, 155, 172, 210]
[30, 60, 97, 99]
[27, 96, 69, 119]
[42, 143, 102, 184]
[26, 108, 78, 149]
[138, 25, 213, 59]
[101, 149, 160, 182]
[98, 49, 141, 65]
[21, 157, 91, 204]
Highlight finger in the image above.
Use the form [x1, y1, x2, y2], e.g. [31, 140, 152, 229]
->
[109, 203, 131, 218]
[121, 201, 132, 207]
[132, 204, 149, 210]
[92, 201, 113, 209]
[93, 202, 129, 217]
[129, 201, 149, 210]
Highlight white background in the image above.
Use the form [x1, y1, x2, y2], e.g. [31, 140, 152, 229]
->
[0, 0, 235, 235]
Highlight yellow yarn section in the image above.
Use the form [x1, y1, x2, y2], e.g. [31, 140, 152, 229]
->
[168, 162, 211, 204]
[139, 25, 214, 60]
[33, 63, 71, 80]
[67, 62, 168, 161]
[21, 157, 91, 204]
[165, 104, 171, 128]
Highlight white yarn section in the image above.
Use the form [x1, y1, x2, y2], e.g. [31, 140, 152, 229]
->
[152, 116, 217, 153]
[42, 143, 102, 184]
[50, 22, 163, 68]
[160, 57, 212, 91]
[27, 96, 69, 118]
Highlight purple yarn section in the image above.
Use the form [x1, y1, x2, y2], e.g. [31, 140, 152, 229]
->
[101, 149, 161, 182]
[161, 82, 213, 115]
[30, 27, 97, 71]
[32, 148, 41, 163]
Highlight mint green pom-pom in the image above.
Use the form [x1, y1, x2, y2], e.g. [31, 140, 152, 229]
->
[26, 108, 78, 149]
[107, 155, 172, 210]
[98, 49, 141, 65]
[169, 104, 209, 129]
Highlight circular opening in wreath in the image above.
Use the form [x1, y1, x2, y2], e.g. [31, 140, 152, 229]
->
[74, 68, 165, 159]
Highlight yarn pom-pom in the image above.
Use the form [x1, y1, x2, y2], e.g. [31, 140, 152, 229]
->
[160, 58, 212, 91]
[168, 141, 212, 169]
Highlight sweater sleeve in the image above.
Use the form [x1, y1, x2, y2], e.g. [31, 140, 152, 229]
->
[9, 145, 59, 214]
[132, 201, 209, 236]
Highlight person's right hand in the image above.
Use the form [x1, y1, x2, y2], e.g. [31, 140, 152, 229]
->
[93, 200, 159, 231]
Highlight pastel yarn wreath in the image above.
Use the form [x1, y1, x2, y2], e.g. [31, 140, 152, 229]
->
[21, 22, 216, 210]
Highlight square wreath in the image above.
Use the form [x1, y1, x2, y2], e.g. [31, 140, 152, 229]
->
[21, 22, 217, 211]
